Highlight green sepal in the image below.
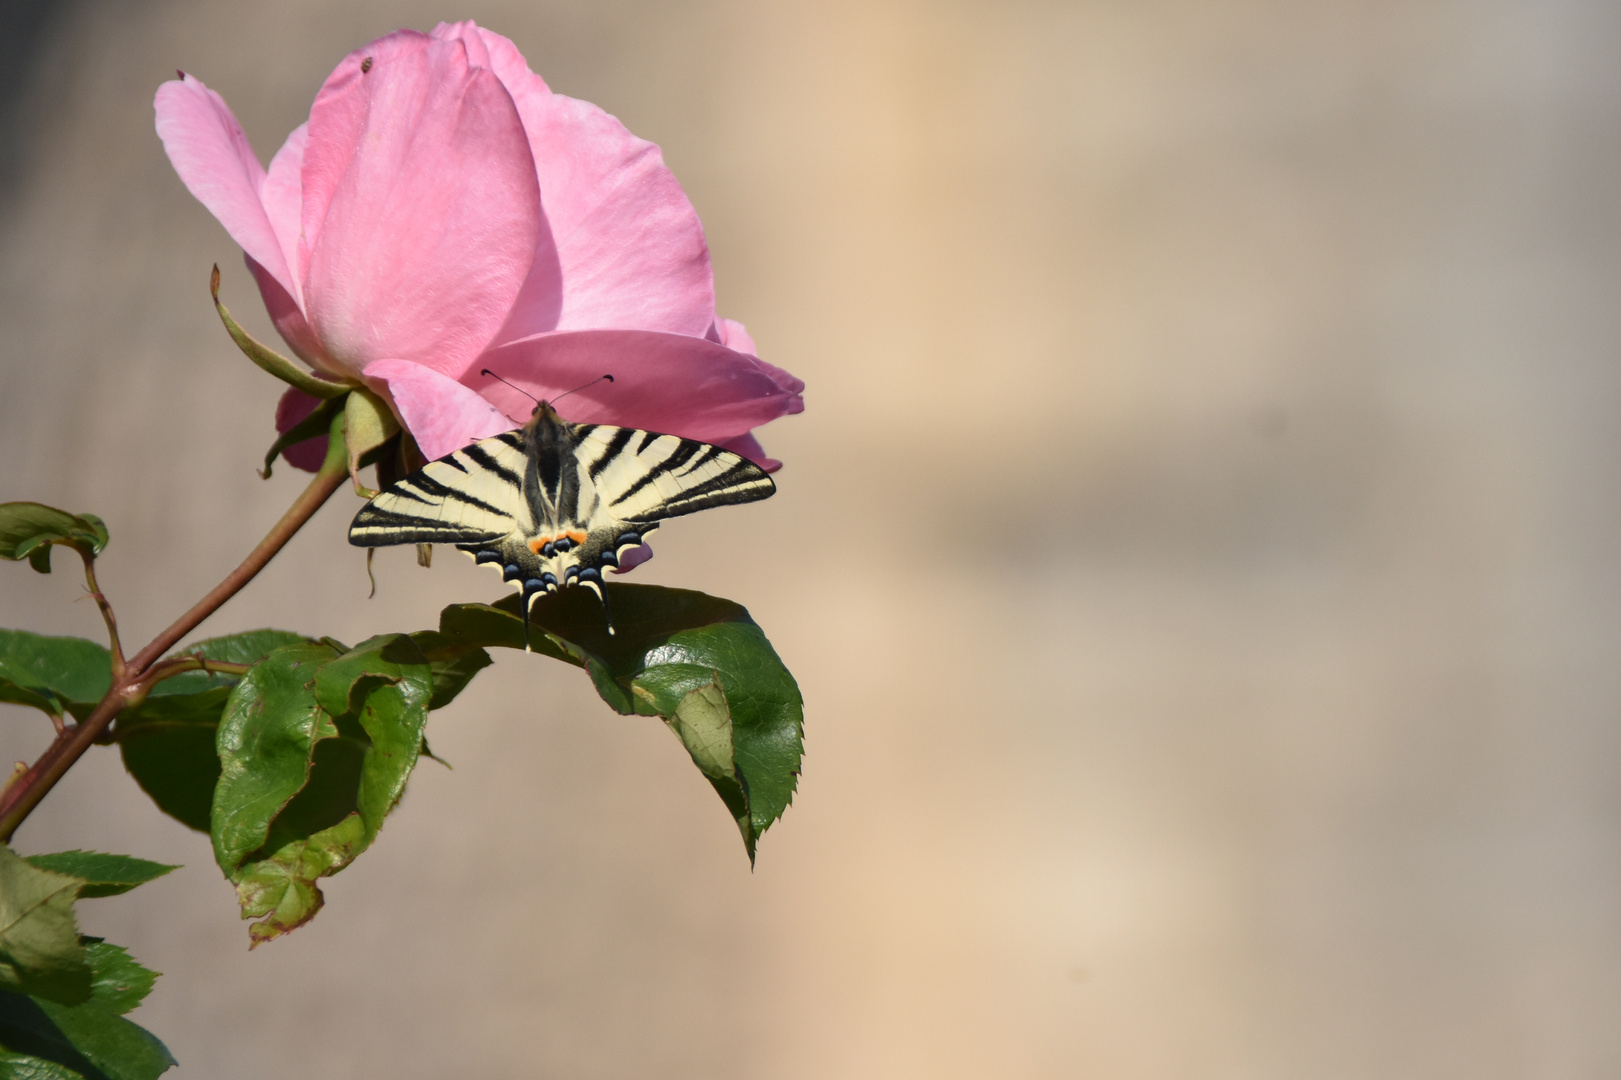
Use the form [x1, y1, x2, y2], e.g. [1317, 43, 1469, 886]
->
[0, 848, 89, 1007]
[433, 585, 804, 859]
[258, 395, 344, 480]
[113, 631, 312, 832]
[211, 636, 433, 944]
[210, 265, 349, 400]
[0, 632, 111, 725]
[342, 389, 399, 494]
[0, 505, 108, 575]
[18, 857, 175, 902]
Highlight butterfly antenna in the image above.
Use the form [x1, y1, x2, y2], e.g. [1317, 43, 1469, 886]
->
[553, 373, 614, 405]
[480, 368, 541, 405]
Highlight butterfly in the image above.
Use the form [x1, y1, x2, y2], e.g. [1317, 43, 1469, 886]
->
[348, 394, 775, 640]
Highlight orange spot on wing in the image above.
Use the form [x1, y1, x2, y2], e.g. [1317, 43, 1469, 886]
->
[528, 537, 548, 554]
[566, 531, 588, 545]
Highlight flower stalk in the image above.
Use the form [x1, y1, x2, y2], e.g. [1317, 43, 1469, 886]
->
[0, 411, 352, 842]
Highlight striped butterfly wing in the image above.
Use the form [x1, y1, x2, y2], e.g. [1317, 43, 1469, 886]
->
[576, 425, 775, 528]
[349, 430, 530, 546]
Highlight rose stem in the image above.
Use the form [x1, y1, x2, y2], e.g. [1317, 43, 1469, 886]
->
[0, 413, 351, 842]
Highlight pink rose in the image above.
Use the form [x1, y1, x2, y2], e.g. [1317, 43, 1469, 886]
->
[155, 21, 802, 475]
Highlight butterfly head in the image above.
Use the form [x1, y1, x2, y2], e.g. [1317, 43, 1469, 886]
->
[481, 369, 614, 427]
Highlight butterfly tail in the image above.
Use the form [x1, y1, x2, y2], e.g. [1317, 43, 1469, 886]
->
[580, 577, 615, 636]
[521, 580, 542, 653]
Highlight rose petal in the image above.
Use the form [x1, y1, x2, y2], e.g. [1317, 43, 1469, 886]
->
[154, 75, 294, 298]
[245, 255, 328, 372]
[365, 359, 517, 462]
[300, 33, 541, 379]
[453, 40, 714, 343]
[530, 93, 715, 338]
[432, 22, 566, 342]
[431, 21, 550, 95]
[611, 543, 654, 574]
[261, 122, 307, 306]
[475, 329, 803, 443]
[274, 387, 329, 472]
[713, 317, 756, 356]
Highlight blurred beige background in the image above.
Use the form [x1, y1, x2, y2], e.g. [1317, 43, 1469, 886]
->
[3, 0, 1620, 1076]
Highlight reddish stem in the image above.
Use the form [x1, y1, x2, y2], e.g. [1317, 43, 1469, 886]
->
[0, 416, 350, 842]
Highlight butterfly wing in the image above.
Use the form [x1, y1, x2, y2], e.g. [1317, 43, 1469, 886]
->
[347, 416, 775, 636]
[509, 422, 777, 611]
[348, 430, 530, 546]
[574, 425, 776, 527]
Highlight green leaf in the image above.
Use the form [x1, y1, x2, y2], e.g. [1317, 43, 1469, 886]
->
[408, 631, 493, 711]
[18, 858, 174, 902]
[663, 678, 752, 850]
[0, 849, 88, 1007]
[0, 1037, 90, 1070]
[0, 938, 167, 1079]
[113, 631, 311, 833]
[436, 584, 804, 858]
[211, 641, 341, 876]
[0, 983, 175, 1080]
[79, 943, 156, 1017]
[0, 506, 108, 575]
[310, 635, 433, 834]
[0, 1049, 85, 1078]
[0, 633, 111, 724]
[212, 637, 432, 944]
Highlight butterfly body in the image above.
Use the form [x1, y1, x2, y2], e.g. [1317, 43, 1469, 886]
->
[349, 401, 775, 635]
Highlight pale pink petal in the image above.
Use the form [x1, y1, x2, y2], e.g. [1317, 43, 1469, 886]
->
[299, 35, 542, 381]
[433, 22, 565, 342]
[430, 22, 550, 94]
[713, 317, 756, 356]
[611, 543, 654, 574]
[298, 34, 418, 281]
[154, 75, 293, 297]
[261, 123, 307, 304]
[486, 90, 715, 343]
[274, 387, 328, 472]
[244, 256, 329, 372]
[751, 355, 806, 395]
[475, 329, 804, 444]
[365, 360, 517, 461]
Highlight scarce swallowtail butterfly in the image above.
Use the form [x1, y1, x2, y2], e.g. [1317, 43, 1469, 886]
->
[348, 394, 775, 641]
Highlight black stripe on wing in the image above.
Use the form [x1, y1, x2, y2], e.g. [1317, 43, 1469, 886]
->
[349, 432, 526, 548]
[646, 459, 775, 517]
[348, 505, 509, 545]
[589, 427, 637, 480]
[462, 443, 522, 488]
[588, 429, 775, 523]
